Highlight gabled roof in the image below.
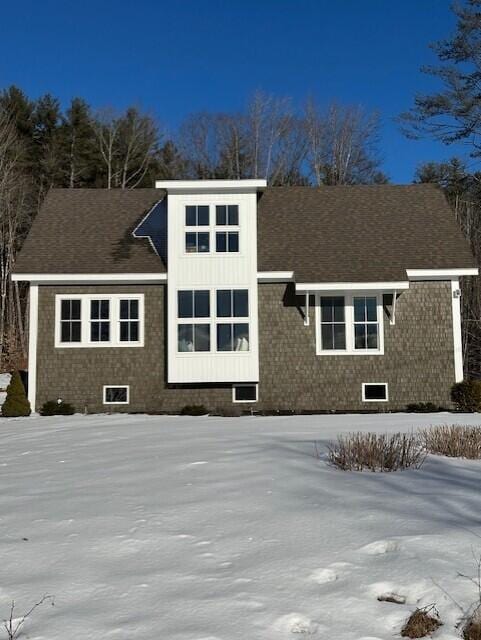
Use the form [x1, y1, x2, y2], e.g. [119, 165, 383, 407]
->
[13, 184, 476, 281]
[14, 189, 165, 274]
[257, 184, 476, 282]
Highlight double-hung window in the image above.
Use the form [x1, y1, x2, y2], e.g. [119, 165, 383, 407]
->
[320, 297, 346, 351]
[215, 205, 239, 253]
[60, 299, 81, 343]
[353, 296, 379, 350]
[216, 289, 249, 351]
[177, 290, 210, 352]
[120, 299, 140, 342]
[90, 300, 110, 342]
[185, 205, 210, 253]
[317, 293, 382, 355]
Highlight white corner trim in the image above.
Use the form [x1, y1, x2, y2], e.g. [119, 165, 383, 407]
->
[11, 273, 167, 284]
[361, 382, 389, 402]
[132, 199, 164, 256]
[407, 268, 478, 280]
[103, 385, 130, 405]
[28, 284, 38, 413]
[156, 179, 266, 192]
[451, 279, 464, 382]
[296, 281, 409, 292]
[257, 271, 294, 282]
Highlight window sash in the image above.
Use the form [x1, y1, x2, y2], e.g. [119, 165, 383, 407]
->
[60, 299, 82, 343]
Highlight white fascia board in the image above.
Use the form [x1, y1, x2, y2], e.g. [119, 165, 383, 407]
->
[295, 281, 410, 292]
[407, 268, 478, 280]
[155, 179, 266, 192]
[257, 271, 294, 282]
[11, 273, 168, 284]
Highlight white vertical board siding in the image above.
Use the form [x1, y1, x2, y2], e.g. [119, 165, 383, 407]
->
[167, 191, 259, 383]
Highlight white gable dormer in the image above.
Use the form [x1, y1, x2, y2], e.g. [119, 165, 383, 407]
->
[156, 179, 266, 384]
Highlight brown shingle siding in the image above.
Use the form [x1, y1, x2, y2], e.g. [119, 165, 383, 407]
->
[35, 281, 456, 413]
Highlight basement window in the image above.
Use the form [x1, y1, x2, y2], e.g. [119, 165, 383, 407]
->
[103, 385, 129, 405]
[233, 384, 258, 403]
[362, 383, 388, 402]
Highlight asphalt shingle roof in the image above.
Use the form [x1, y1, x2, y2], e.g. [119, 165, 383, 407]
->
[14, 184, 476, 281]
[257, 184, 476, 282]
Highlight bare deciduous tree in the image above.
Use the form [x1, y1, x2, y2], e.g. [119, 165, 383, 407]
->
[0, 112, 31, 368]
[305, 99, 384, 185]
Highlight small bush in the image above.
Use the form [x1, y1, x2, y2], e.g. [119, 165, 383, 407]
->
[401, 606, 441, 638]
[327, 432, 426, 472]
[464, 606, 481, 639]
[406, 402, 446, 413]
[180, 404, 209, 416]
[39, 400, 75, 416]
[422, 424, 481, 459]
[2, 370, 31, 417]
[451, 380, 481, 412]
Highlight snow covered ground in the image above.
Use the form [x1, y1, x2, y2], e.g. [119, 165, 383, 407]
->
[1, 413, 481, 639]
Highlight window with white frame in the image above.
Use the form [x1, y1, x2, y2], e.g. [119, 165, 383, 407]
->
[103, 385, 129, 404]
[362, 382, 388, 402]
[185, 205, 210, 253]
[215, 205, 239, 253]
[177, 290, 210, 352]
[56, 294, 144, 347]
[60, 299, 82, 343]
[233, 383, 258, 403]
[216, 289, 249, 351]
[317, 293, 383, 355]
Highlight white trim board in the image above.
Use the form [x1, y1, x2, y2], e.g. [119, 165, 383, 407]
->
[27, 284, 38, 413]
[257, 271, 294, 283]
[12, 273, 167, 284]
[451, 279, 464, 382]
[407, 268, 478, 280]
[296, 281, 409, 292]
[156, 179, 266, 192]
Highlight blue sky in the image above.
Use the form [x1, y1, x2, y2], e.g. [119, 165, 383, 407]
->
[0, 0, 465, 182]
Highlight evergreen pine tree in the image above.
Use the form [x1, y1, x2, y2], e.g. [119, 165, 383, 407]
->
[2, 371, 31, 417]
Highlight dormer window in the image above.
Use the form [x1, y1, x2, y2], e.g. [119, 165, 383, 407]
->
[185, 205, 210, 253]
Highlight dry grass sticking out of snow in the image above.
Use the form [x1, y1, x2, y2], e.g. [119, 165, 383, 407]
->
[422, 424, 481, 459]
[326, 431, 425, 471]
[1, 412, 481, 638]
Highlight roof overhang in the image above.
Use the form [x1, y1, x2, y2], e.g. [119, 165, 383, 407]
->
[295, 281, 410, 292]
[155, 179, 267, 194]
[11, 273, 168, 285]
[406, 268, 478, 280]
[257, 271, 294, 283]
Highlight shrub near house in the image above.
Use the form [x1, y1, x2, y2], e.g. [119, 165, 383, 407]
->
[2, 370, 31, 417]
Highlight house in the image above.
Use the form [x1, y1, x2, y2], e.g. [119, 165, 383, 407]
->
[12, 179, 478, 414]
